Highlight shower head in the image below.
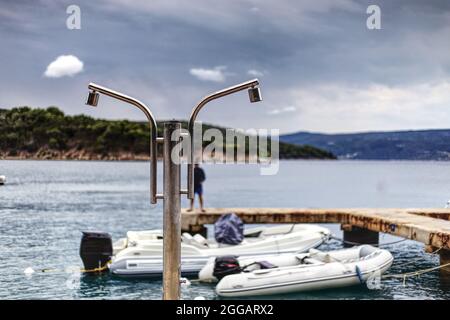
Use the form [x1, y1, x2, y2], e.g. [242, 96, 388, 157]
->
[187, 78, 262, 199]
[248, 86, 262, 103]
[86, 90, 99, 107]
[84, 82, 159, 203]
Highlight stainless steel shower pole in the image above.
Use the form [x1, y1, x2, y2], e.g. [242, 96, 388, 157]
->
[162, 121, 182, 300]
[187, 79, 261, 200]
[86, 79, 261, 301]
[86, 83, 158, 204]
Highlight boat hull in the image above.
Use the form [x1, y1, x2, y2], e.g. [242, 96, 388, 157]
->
[215, 245, 394, 297]
[109, 225, 330, 278]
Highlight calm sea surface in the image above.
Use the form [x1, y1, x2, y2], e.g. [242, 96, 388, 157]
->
[0, 160, 449, 299]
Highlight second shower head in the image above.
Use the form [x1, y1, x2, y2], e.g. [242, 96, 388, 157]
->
[86, 90, 99, 107]
[248, 87, 262, 103]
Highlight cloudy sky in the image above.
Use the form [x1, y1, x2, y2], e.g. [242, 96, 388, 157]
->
[0, 0, 449, 134]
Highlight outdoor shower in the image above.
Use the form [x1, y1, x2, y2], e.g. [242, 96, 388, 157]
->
[86, 90, 99, 107]
[187, 79, 261, 199]
[85, 79, 262, 300]
[86, 83, 158, 204]
[248, 86, 263, 103]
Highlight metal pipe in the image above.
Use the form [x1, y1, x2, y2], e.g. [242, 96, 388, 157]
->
[87, 83, 158, 204]
[86, 79, 262, 300]
[162, 121, 182, 300]
[187, 79, 261, 199]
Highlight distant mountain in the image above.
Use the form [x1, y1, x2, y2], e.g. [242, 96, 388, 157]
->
[280, 130, 450, 160]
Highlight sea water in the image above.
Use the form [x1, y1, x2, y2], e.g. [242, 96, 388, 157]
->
[0, 160, 449, 299]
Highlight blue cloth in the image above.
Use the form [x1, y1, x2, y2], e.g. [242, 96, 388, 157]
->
[194, 184, 203, 195]
[214, 213, 244, 245]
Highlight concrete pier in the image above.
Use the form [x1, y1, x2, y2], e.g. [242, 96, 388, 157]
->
[439, 250, 450, 275]
[341, 224, 379, 247]
[183, 224, 208, 237]
[182, 208, 450, 270]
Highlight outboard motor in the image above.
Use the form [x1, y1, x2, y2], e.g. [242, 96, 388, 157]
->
[213, 255, 241, 280]
[80, 231, 113, 272]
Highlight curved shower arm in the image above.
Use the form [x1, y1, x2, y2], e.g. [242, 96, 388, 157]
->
[88, 83, 159, 204]
[187, 79, 260, 199]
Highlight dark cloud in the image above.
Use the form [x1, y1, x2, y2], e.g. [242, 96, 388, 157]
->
[0, 0, 449, 133]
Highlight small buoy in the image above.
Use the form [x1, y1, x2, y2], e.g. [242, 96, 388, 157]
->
[180, 277, 191, 287]
[24, 267, 35, 275]
[194, 296, 206, 300]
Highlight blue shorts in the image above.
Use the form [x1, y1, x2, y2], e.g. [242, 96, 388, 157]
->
[194, 184, 203, 196]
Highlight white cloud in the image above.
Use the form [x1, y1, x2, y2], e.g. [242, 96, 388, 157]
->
[247, 69, 265, 77]
[268, 106, 296, 115]
[44, 55, 84, 78]
[189, 66, 227, 82]
[286, 81, 450, 132]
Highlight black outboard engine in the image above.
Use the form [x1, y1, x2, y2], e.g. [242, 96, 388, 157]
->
[80, 231, 113, 272]
[213, 255, 241, 280]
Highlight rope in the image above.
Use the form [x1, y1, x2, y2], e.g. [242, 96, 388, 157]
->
[330, 235, 408, 247]
[329, 237, 449, 285]
[80, 263, 109, 273]
[34, 261, 110, 274]
[379, 246, 448, 286]
[276, 224, 296, 235]
[382, 261, 450, 282]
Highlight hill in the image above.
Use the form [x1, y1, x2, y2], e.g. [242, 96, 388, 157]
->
[280, 130, 450, 160]
[0, 107, 336, 161]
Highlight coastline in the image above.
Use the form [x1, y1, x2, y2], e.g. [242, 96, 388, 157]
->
[0, 151, 335, 162]
[0, 150, 150, 161]
[2, 152, 447, 162]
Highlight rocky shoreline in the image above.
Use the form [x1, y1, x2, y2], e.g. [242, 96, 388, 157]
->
[0, 149, 293, 162]
[0, 149, 150, 161]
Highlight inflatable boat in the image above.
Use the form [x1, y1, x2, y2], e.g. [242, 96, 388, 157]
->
[201, 245, 393, 297]
[0, 175, 5, 185]
[110, 224, 330, 278]
[80, 224, 330, 278]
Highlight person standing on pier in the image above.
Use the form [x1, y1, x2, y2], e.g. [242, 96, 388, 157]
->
[188, 163, 206, 212]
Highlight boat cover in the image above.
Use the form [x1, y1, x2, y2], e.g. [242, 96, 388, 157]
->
[214, 213, 244, 245]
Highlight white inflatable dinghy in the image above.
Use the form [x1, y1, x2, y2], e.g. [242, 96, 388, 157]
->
[108, 224, 330, 278]
[205, 245, 393, 297]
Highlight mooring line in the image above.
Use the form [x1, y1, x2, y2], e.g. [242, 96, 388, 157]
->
[330, 235, 408, 247]
[25, 262, 110, 275]
[382, 260, 450, 284]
